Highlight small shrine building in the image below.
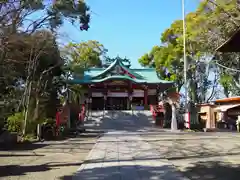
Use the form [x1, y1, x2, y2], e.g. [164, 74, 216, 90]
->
[68, 58, 174, 110]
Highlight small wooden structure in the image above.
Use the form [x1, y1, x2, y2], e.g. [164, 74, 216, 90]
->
[198, 97, 240, 131]
[211, 29, 240, 130]
[197, 103, 216, 130]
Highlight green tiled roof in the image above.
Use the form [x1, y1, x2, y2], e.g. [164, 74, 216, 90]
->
[69, 75, 173, 84]
[68, 58, 174, 85]
[90, 58, 143, 79]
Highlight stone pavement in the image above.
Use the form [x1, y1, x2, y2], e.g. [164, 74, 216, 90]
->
[0, 136, 98, 180]
[2, 110, 240, 179]
[73, 131, 189, 180]
[72, 111, 240, 180]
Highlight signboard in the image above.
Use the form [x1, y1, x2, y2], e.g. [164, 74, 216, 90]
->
[148, 89, 156, 95]
[108, 81, 127, 86]
[108, 92, 128, 97]
[133, 90, 144, 97]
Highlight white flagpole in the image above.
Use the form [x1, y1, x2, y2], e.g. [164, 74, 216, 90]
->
[182, 0, 187, 104]
[182, 0, 187, 97]
[182, 0, 190, 128]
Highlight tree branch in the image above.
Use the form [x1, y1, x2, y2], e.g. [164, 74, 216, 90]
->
[207, 0, 240, 27]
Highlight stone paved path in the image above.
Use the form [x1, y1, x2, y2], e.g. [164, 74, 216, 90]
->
[73, 131, 189, 180]
[0, 136, 98, 180]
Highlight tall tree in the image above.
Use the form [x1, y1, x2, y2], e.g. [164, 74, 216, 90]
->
[196, 0, 240, 97]
[62, 40, 107, 104]
[0, 0, 91, 89]
[15, 30, 64, 134]
[64, 40, 107, 70]
[138, 12, 217, 103]
[0, 0, 91, 132]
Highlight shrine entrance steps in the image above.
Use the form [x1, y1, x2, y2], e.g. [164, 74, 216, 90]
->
[83, 110, 155, 133]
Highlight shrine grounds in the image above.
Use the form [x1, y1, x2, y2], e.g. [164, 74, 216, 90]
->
[1, 111, 240, 180]
[0, 134, 99, 180]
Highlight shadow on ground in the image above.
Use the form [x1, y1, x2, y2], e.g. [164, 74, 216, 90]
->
[1, 158, 240, 180]
[0, 131, 101, 151]
[0, 142, 48, 151]
[58, 161, 240, 180]
[181, 161, 240, 180]
[0, 162, 82, 178]
[59, 164, 184, 180]
[0, 154, 45, 157]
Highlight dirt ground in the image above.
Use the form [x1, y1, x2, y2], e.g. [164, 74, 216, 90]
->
[0, 134, 99, 180]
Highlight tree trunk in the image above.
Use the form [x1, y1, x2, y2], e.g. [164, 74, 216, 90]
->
[33, 93, 40, 122]
[23, 81, 32, 136]
[223, 86, 229, 98]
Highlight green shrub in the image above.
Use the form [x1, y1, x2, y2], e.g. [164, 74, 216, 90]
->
[42, 118, 55, 125]
[6, 112, 24, 133]
[26, 118, 53, 135]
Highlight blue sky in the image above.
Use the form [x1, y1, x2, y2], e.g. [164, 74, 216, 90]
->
[59, 0, 199, 68]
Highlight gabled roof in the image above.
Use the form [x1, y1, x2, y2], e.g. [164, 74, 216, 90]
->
[216, 29, 240, 52]
[91, 58, 143, 79]
[68, 58, 174, 85]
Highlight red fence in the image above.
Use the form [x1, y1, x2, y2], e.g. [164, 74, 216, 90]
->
[79, 104, 86, 122]
[56, 103, 86, 128]
[150, 105, 164, 118]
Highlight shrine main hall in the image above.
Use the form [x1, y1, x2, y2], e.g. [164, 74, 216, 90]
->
[68, 58, 174, 110]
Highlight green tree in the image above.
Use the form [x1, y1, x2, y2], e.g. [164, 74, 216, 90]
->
[195, 0, 240, 97]
[138, 46, 161, 68]
[0, 0, 90, 33]
[138, 12, 217, 102]
[0, 0, 91, 132]
[62, 40, 107, 105]
[0, 0, 91, 102]
[15, 30, 64, 134]
[64, 40, 107, 69]
[139, 0, 240, 102]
